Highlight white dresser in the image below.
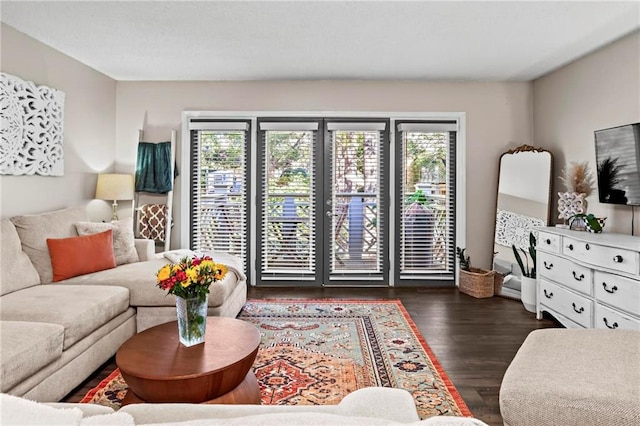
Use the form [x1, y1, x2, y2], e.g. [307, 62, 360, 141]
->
[536, 227, 640, 330]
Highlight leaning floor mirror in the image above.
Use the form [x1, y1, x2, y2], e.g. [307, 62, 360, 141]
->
[492, 145, 553, 300]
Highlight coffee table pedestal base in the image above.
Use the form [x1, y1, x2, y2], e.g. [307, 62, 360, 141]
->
[122, 371, 261, 406]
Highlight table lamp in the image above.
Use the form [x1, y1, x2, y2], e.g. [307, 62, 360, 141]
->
[95, 173, 134, 222]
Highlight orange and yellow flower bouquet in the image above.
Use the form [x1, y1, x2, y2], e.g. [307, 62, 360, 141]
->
[156, 255, 228, 346]
[156, 255, 228, 302]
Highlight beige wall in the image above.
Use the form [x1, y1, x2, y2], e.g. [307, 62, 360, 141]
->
[116, 80, 533, 267]
[0, 24, 117, 221]
[533, 31, 640, 234]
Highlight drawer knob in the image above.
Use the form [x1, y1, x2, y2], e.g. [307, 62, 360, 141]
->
[585, 243, 590, 250]
[572, 271, 585, 281]
[543, 289, 553, 299]
[544, 261, 553, 270]
[568, 244, 574, 251]
[603, 318, 619, 329]
[602, 283, 618, 294]
[613, 255, 623, 263]
[546, 239, 551, 245]
[572, 303, 585, 314]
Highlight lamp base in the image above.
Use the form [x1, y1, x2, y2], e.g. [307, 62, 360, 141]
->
[110, 200, 119, 223]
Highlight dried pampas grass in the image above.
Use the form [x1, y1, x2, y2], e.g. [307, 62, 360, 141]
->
[560, 161, 595, 196]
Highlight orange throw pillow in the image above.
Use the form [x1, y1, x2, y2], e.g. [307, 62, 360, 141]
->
[47, 230, 116, 282]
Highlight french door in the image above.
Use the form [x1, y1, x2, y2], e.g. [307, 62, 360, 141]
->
[256, 118, 389, 286]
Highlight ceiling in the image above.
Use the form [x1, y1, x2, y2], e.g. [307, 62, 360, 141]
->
[1, 1, 639, 82]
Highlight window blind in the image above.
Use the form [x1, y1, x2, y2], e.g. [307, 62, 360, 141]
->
[326, 121, 388, 282]
[258, 121, 319, 281]
[396, 121, 457, 283]
[189, 120, 250, 272]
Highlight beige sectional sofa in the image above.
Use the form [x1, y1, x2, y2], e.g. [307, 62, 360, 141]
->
[1, 387, 489, 425]
[0, 206, 247, 402]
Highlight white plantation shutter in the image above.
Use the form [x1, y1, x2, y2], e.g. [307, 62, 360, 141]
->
[396, 121, 457, 283]
[326, 121, 388, 282]
[258, 121, 319, 281]
[189, 120, 250, 272]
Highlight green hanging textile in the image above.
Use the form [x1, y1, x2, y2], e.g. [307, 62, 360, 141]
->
[135, 141, 175, 193]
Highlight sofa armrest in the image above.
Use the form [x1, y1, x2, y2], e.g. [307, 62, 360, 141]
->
[134, 239, 155, 261]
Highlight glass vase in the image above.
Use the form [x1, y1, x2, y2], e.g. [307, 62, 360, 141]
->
[175, 295, 208, 347]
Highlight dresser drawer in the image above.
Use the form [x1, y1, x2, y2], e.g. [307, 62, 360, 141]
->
[537, 231, 561, 254]
[593, 271, 640, 315]
[539, 279, 592, 327]
[595, 303, 640, 331]
[538, 252, 592, 295]
[562, 236, 639, 275]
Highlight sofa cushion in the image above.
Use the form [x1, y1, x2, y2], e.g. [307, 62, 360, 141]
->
[0, 393, 84, 425]
[0, 284, 129, 350]
[76, 217, 140, 266]
[0, 321, 64, 392]
[0, 218, 41, 296]
[47, 230, 117, 282]
[10, 207, 88, 284]
[500, 329, 640, 426]
[60, 258, 243, 308]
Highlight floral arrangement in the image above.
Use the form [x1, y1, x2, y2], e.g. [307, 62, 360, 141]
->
[156, 255, 228, 302]
[560, 161, 595, 196]
[558, 161, 596, 221]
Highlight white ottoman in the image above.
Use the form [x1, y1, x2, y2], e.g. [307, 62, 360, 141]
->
[499, 329, 640, 426]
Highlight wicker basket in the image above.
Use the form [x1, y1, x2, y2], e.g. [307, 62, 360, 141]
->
[459, 267, 495, 298]
[493, 272, 504, 296]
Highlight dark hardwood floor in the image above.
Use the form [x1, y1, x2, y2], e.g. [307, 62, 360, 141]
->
[63, 287, 558, 425]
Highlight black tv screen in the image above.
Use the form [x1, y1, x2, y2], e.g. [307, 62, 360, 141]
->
[595, 123, 640, 206]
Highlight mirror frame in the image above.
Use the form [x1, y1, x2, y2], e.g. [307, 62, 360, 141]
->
[495, 144, 554, 223]
[492, 144, 553, 297]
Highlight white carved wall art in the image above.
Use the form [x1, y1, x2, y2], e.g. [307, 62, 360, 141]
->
[0, 72, 65, 176]
[495, 209, 544, 249]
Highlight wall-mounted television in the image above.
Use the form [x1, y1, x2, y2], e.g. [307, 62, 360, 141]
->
[594, 122, 640, 206]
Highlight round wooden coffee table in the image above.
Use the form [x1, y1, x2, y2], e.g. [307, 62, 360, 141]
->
[116, 317, 261, 405]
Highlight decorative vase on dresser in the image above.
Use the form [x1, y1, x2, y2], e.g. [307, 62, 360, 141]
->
[536, 227, 640, 330]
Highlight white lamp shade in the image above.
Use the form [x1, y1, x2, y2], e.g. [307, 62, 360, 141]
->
[95, 174, 134, 201]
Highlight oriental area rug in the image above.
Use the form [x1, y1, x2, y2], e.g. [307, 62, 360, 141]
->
[81, 299, 471, 419]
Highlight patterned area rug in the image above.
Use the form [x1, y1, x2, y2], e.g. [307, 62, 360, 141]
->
[81, 299, 471, 419]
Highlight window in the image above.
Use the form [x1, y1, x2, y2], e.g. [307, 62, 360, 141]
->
[257, 120, 321, 283]
[189, 120, 250, 272]
[395, 121, 457, 285]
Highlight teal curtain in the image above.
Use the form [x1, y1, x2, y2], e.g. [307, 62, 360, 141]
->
[135, 141, 175, 193]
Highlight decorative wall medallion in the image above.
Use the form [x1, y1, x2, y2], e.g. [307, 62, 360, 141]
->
[0, 72, 65, 176]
